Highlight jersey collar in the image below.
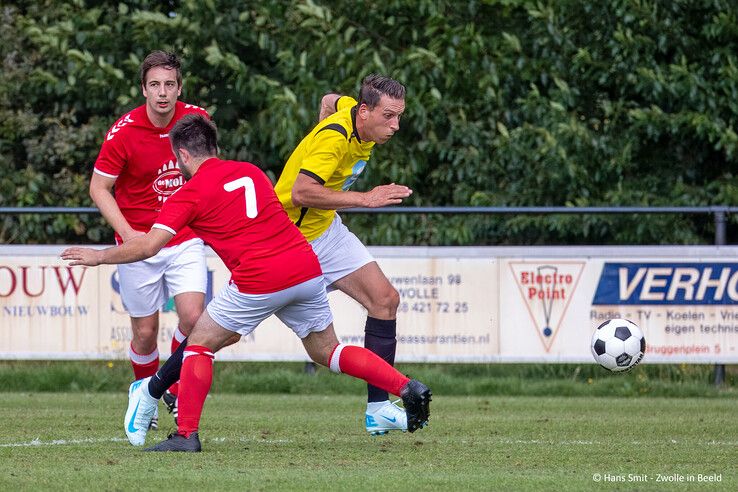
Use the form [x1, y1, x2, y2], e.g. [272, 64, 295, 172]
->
[349, 106, 362, 143]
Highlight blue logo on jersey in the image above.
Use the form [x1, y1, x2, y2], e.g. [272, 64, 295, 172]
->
[342, 160, 367, 191]
[592, 262, 738, 305]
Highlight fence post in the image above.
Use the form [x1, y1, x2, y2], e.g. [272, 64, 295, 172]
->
[304, 362, 317, 375]
[713, 207, 727, 386]
[713, 207, 727, 247]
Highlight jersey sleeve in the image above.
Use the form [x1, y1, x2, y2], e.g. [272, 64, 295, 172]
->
[336, 96, 357, 111]
[93, 123, 129, 178]
[152, 185, 199, 236]
[300, 127, 349, 183]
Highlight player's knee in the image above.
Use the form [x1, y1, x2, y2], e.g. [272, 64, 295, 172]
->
[387, 288, 400, 312]
[178, 314, 200, 335]
[369, 286, 400, 317]
[177, 307, 204, 334]
[131, 327, 158, 349]
[302, 334, 336, 368]
[308, 349, 330, 367]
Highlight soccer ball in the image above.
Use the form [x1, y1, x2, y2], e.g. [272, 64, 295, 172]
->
[591, 318, 646, 372]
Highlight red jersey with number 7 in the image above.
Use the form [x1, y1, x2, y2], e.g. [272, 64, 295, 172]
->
[93, 101, 210, 246]
[153, 158, 322, 294]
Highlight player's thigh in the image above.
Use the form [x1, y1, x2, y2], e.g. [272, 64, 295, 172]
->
[173, 292, 205, 332]
[117, 260, 167, 317]
[275, 276, 333, 340]
[309, 214, 373, 290]
[332, 261, 397, 314]
[205, 282, 283, 338]
[188, 310, 239, 352]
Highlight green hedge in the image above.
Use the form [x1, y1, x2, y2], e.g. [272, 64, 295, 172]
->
[2, 1, 738, 245]
[0, 361, 734, 397]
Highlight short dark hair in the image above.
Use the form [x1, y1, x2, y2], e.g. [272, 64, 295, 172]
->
[140, 50, 182, 86]
[169, 114, 218, 158]
[358, 74, 406, 109]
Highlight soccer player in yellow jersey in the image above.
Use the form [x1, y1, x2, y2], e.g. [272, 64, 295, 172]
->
[274, 74, 413, 435]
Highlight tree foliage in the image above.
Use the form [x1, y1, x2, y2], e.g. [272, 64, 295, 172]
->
[2, 0, 738, 245]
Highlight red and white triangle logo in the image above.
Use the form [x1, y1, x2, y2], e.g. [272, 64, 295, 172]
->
[508, 261, 586, 352]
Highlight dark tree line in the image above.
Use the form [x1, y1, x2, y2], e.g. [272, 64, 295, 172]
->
[2, 0, 737, 245]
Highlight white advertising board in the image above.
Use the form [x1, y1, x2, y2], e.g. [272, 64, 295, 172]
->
[1, 245, 737, 363]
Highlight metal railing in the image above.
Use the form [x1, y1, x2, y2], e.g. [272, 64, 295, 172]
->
[1, 205, 733, 383]
[2, 204, 733, 245]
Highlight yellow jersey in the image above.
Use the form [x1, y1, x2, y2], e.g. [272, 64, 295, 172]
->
[274, 96, 375, 241]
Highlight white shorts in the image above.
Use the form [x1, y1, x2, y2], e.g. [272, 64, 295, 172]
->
[309, 214, 373, 291]
[117, 238, 207, 317]
[206, 276, 333, 339]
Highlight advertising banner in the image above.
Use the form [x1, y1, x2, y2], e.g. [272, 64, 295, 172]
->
[1, 246, 737, 363]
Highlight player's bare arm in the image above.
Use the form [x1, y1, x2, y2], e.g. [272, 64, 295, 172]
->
[291, 172, 412, 210]
[61, 228, 173, 266]
[89, 173, 144, 242]
[318, 93, 342, 122]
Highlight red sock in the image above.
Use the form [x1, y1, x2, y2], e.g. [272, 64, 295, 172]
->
[177, 345, 215, 438]
[128, 344, 159, 380]
[329, 344, 409, 396]
[168, 326, 187, 397]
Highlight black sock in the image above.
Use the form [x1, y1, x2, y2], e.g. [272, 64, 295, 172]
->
[364, 317, 397, 403]
[148, 337, 188, 399]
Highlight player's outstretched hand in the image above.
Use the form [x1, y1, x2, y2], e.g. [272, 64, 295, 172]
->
[60, 247, 103, 267]
[364, 183, 413, 208]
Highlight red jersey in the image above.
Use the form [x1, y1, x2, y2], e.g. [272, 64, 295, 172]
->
[93, 101, 210, 246]
[153, 158, 322, 294]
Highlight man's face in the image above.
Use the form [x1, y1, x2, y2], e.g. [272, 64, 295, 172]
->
[142, 66, 181, 120]
[359, 95, 405, 144]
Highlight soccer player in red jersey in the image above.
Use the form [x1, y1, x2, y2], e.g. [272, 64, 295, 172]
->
[62, 114, 431, 452]
[91, 51, 210, 424]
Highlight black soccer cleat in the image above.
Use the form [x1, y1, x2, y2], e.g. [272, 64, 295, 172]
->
[400, 379, 432, 433]
[162, 390, 178, 425]
[144, 432, 201, 452]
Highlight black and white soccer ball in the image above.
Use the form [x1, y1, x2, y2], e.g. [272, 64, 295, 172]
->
[591, 318, 646, 372]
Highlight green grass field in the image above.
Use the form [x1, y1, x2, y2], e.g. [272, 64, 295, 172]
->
[1, 392, 735, 491]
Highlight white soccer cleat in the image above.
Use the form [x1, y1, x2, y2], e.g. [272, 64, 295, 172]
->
[365, 399, 408, 435]
[124, 377, 158, 446]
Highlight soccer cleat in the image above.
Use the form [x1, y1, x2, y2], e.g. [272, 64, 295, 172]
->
[124, 377, 158, 446]
[162, 390, 178, 425]
[365, 400, 408, 435]
[144, 432, 201, 452]
[400, 379, 432, 433]
[149, 408, 159, 430]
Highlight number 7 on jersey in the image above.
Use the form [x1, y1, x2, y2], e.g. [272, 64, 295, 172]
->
[224, 177, 258, 218]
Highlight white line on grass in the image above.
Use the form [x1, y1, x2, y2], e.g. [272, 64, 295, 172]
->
[498, 438, 738, 446]
[0, 437, 129, 448]
[499, 438, 595, 445]
[0, 436, 295, 448]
